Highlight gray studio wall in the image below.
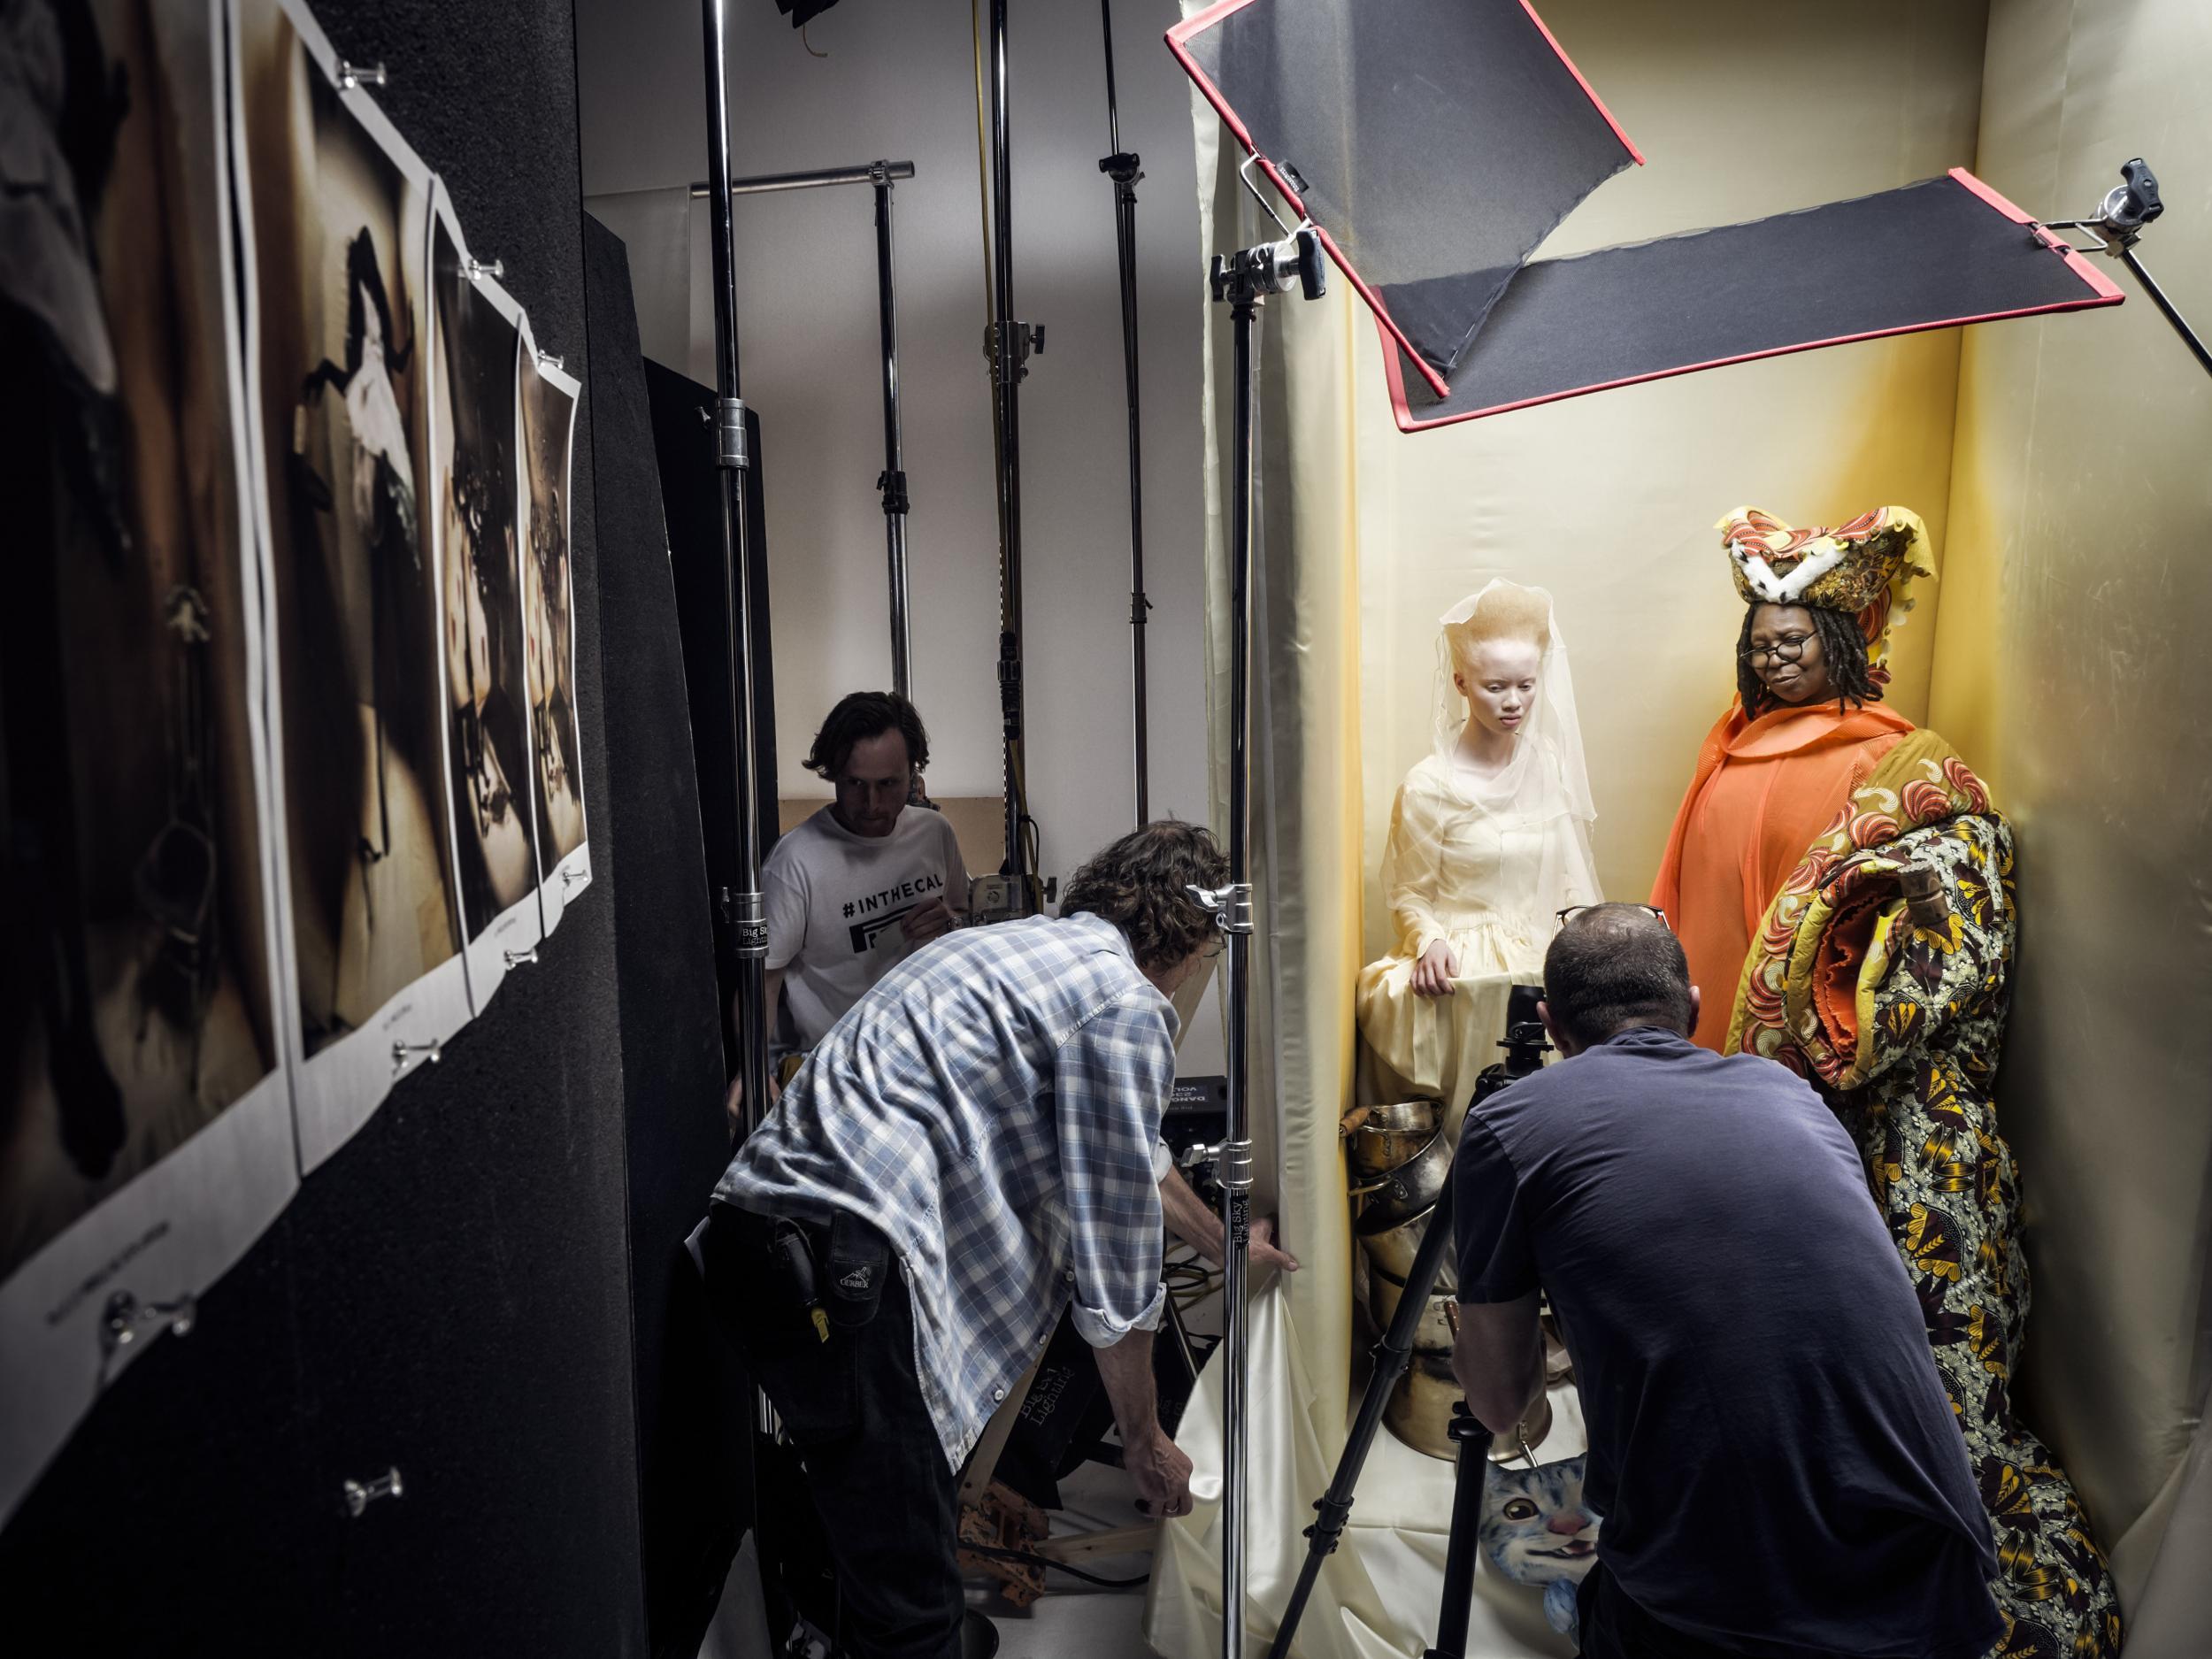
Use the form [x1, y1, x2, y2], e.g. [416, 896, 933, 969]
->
[572, 0, 1215, 895]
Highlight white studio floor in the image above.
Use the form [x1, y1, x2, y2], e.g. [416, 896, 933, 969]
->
[697, 1434, 1165, 1659]
[972, 1452, 1159, 1659]
[703, 1272, 1223, 1659]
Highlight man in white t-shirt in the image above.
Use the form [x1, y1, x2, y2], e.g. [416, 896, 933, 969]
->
[756, 693, 968, 1077]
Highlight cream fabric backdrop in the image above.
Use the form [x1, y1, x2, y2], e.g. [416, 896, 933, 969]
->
[1932, 0, 2212, 1645]
[1146, 4, 2004, 1656]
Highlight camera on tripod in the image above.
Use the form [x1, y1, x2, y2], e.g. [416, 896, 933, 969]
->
[1470, 983, 1550, 1110]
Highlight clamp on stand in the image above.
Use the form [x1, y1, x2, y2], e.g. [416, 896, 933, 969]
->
[2039, 157, 2212, 379]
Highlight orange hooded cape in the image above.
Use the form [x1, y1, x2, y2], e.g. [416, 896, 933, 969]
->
[1649, 697, 1913, 1049]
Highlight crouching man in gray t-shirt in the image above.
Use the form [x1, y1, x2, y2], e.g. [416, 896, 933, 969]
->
[1452, 903, 2003, 1659]
[726, 692, 965, 1125]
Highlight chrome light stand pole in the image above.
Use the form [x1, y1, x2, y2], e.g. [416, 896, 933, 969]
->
[872, 161, 914, 701]
[699, 0, 769, 1144]
[1098, 0, 1150, 825]
[1200, 222, 1325, 1659]
[691, 159, 920, 699]
[984, 0, 1044, 911]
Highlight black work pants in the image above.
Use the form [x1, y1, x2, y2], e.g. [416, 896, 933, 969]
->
[700, 1202, 963, 1659]
[1578, 1565, 1832, 1659]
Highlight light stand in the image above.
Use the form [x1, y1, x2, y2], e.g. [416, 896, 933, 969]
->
[983, 0, 1046, 913]
[1201, 221, 1325, 1659]
[1267, 996, 1550, 1659]
[1266, 1170, 1469, 1659]
[688, 158, 921, 698]
[2042, 158, 2212, 379]
[1098, 0, 1152, 825]
[698, 0, 770, 1148]
[872, 163, 914, 700]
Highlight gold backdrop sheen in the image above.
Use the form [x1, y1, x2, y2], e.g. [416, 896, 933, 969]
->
[1148, 4, 2019, 1656]
[1934, 0, 2212, 1635]
[1356, 0, 1993, 943]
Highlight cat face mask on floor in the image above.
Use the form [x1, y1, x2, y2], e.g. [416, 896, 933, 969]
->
[1482, 1453, 1601, 1637]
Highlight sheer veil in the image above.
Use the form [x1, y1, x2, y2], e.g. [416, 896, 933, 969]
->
[1381, 580, 1600, 940]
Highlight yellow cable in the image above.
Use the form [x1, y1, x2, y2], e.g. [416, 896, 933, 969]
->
[971, 0, 996, 324]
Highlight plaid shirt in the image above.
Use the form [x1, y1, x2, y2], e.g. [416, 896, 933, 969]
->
[715, 911, 1174, 1469]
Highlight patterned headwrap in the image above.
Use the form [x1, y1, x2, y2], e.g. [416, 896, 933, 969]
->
[1717, 503, 1933, 672]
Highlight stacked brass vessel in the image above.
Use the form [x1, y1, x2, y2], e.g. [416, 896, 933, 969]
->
[1343, 1099, 1463, 1460]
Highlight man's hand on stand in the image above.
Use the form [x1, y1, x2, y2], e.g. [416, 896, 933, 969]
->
[1248, 1215, 1301, 1275]
[902, 896, 958, 946]
[1159, 1164, 1302, 1275]
[722, 1066, 783, 1138]
[1127, 1426, 1196, 1520]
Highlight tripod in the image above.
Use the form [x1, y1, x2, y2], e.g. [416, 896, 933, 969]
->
[1266, 997, 1551, 1659]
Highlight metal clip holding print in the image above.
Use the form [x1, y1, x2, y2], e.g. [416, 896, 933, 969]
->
[98, 1290, 198, 1365]
[1168, 0, 2128, 434]
[342, 1465, 403, 1517]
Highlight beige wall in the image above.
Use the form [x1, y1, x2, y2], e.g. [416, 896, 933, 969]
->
[1254, 0, 2209, 1625]
[1933, 0, 2212, 1617]
[1354, 0, 1992, 953]
[576, 0, 1215, 852]
[578, 0, 1230, 1068]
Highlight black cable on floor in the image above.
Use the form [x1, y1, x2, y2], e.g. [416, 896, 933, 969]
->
[963, 1541, 1152, 1590]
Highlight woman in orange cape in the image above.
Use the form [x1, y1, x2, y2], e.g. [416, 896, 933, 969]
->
[1651, 505, 2120, 1658]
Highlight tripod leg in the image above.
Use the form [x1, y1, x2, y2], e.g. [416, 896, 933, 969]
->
[1424, 1404, 1494, 1659]
[1265, 1179, 1461, 1659]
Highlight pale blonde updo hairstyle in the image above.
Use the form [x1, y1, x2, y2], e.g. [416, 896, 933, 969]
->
[1442, 580, 1552, 682]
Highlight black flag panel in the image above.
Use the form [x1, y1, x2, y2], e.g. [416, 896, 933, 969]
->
[1171, 0, 1640, 392]
[1169, 0, 2123, 430]
[1382, 172, 2122, 428]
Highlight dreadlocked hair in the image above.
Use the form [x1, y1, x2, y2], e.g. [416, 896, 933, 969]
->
[1737, 604, 1881, 718]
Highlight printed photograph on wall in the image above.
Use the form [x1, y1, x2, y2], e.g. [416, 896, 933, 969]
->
[235, 0, 472, 1167]
[516, 322, 590, 933]
[430, 189, 543, 999]
[1, 0, 297, 1526]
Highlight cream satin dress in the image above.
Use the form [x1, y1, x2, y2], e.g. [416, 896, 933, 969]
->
[1356, 745, 1598, 1122]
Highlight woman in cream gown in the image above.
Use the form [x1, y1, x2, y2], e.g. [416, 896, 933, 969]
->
[1356, 580, 1599, 1121]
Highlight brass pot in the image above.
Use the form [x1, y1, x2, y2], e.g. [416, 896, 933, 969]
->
[1351, 1126, 1450, 1232]
[1383, 1351, 1463, 1461]
[1368, 1272, 1456, 1352]
[1347, 1098, 1441, 1182]
[1357, 1199, 1457, 1292]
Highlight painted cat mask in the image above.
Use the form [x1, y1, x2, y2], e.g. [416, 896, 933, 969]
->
[1482, 1452, 1600, 1637]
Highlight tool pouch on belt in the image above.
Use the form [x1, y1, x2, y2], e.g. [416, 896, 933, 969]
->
[765, 1218, 825, 1333]
[826, 1211, 890, 1330]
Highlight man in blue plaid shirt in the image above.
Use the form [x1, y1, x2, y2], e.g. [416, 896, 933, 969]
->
[698, 821, 1295, 1659]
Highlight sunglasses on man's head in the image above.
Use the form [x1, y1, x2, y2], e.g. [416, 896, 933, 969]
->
[1556, 902, 1671, 931]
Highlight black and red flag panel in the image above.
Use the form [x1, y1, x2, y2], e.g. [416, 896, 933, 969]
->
[1169, 0, 1642, 396]
[1168, 0, 2122, 431]
[1383, 171, 2124, 427]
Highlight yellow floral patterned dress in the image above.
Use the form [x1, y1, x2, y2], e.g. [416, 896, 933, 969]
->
[1725, 731, 2120, 1659]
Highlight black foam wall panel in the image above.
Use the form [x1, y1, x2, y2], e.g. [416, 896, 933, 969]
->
[582, 216, 757, 1657]
[0, 6, 733, 1655]
[645, 360, 781, 1074]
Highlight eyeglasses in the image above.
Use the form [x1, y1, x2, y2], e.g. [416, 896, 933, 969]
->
[1200, 935, 1225, 961]
[1739, 633, 1814, 667]
[1556, 902, 1671, 932]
